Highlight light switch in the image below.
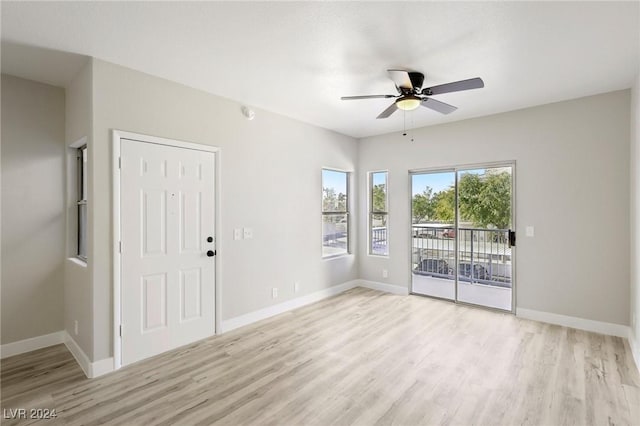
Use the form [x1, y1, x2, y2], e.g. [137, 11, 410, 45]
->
[234, 229, 242, 240]
[525, 226, 535, 237]
[243, 227, 253, 239]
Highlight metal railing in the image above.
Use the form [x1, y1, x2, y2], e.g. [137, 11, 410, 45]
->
[371, 226, 387, 255]
[412, 225, 512, 288]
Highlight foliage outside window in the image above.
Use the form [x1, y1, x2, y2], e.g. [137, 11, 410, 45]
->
[369, 171, 388, 256]
[322, 169, 349, 257]
[77, 146, 87, 260]
[412, 169, 511, 229]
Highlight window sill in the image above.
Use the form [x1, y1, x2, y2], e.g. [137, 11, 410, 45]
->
[68, 257, 88, 268]
[322, 253, 352, 260]
[367, 253, 389, 259]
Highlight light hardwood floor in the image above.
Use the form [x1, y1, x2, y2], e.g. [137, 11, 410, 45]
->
[2, 287, 640, 425]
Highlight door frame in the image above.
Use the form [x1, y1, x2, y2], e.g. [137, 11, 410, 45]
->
[112, 129, 221, 370]
[408, 160, 516, 314]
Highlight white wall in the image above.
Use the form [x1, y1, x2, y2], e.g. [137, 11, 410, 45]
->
[631, 71, 640, 361]
[64, 60, 93, 359]
[89, 59, 358, 361]
[358, 90, 630, 326]
[1, 74, 65, 343]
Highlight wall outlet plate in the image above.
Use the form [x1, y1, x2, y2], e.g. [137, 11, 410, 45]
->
[382, 269, 388, 278]
[272, 287, 278, 299]
[233, 229, 242, 240]
[525, 226, 535, 237]
[294, 281, 300, 293]
[243, 227, 253, 239]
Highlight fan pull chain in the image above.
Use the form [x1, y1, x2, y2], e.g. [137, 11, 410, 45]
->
[402, 110, 415, 142]
[403, 110, 407, 136]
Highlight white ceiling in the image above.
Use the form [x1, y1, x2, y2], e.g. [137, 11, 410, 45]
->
[1, 1, 639, 138]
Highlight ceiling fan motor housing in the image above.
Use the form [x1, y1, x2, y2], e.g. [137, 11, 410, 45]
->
[407, 72, 425, 92]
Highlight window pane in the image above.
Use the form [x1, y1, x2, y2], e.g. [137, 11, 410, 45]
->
[371, 172, 387, 212]
[322, 169, 347, 212]
[322, 214, 348, 256]
[370, 214, 388, 256]
[78, 204, 87, 258]
[81, 147, 88, 200]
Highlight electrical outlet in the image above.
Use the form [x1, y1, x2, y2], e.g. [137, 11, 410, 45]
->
[526, 226, 535, 237]
[294, 281, 300, 293]
[74, 320, 79, 335]
[233, 229, 242, 240]
[382, 269, 388, 278]
[272, 287, 278, 299]
[243, 227, 253, 239]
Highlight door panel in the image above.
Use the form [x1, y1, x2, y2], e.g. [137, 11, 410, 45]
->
[456, 166, 513, 311]
[411, 171, 456, 300]
[180, 268, 202, 321]
[121, 139, 215, 366]
[142, 273, 167, 331]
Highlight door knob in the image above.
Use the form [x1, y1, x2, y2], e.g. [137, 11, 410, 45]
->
[207, 250, 216, 257]
[207, 237, 213, 243]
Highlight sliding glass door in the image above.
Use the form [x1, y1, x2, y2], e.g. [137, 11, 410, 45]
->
[410, 164, 514, 312]
[411, 171, 456, 300]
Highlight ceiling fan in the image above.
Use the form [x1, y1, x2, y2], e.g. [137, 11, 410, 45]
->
[341, 70, 484, 119]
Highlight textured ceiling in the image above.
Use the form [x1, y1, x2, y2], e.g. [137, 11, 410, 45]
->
[2, 1, 639, 138]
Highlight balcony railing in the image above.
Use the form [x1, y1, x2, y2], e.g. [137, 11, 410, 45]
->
[412, 225, 512, 288]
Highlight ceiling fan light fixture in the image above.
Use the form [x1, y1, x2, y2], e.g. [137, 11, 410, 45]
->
[396, 95, 421, 111]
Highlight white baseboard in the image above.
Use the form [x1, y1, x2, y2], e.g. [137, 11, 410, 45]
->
[64, 332, 113, 378]
[358, 280, 410, 296]
[221, 280, 359, 333]
[0, 331, 66, 359]
[517, 308, 629, 338]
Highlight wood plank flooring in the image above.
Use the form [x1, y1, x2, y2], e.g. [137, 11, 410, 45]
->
[2, 287, 639, 425]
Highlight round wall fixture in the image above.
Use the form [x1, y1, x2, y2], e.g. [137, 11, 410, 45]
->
[241, 106, 255, 120]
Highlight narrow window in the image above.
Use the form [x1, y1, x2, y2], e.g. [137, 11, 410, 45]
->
[77, 146, 87, 260]
[322, 169, 349, 257]
[369, 171, 388, 256]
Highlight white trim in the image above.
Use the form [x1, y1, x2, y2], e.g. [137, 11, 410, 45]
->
[112, 129, 221, 371]
[113, 130, 218, 153]
[69, 136, 87, 149]
[359, 280, 410, 295]
[64, 332, 91, 377]
[91, 357, 115, 378]
[517, 308, 629, 338]
[0, 331, 66, 359]
[112, 131, 121, 370]
[221, 280, 359, 333]
[629, 329, 640, 375]
[64, 332, 113, 378]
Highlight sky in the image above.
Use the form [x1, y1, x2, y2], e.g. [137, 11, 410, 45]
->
[411, 168, 487, 196]
[322, 169, 347, 194]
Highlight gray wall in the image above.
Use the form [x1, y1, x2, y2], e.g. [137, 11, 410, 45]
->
[358, 90, 631, 326]
[64, 60, 93, 359]
[1, 74, 65, 343]
[90, 59, 359, 361]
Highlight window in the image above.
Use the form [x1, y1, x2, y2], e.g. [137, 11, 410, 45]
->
[369, 171, 388, 256]
[322, 169, 350, 257]
[77, 146, 87, 260]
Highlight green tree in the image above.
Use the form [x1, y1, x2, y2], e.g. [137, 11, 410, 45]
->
[323, 187, 346, 211]
[372, 184, 386, 212]
[432, 189, 455, 223]
[459, 171, 511, 229]
[412, 187, 433, 223]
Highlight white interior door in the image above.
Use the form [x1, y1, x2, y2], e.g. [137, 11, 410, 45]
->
[120, 138, 215, 366]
